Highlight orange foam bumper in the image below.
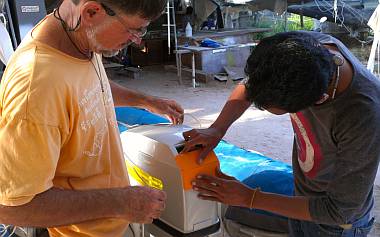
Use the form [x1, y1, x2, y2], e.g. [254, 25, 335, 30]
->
[175, 150, 220, 190]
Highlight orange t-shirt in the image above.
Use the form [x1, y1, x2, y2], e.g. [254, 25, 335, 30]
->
[0, 38, 130, 237]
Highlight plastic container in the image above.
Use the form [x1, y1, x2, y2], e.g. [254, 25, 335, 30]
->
[185, 22, 192, 38]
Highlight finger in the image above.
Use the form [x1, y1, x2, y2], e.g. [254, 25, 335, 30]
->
[183, 130, 191, 138]
[152, 210, 163, 219]
[177, 107, 184, 117]
[157, 104, 179, 123]
[193, 182, 222, 194]
[181, 136, 203, 153]
[193, 183, 223, 196]
[157, 204, 166, 212]
[149, 191, 166, 205]
[157, 191, 167, 201]
[177, 114, 184, 125]
[174, 102, 184, 114]
[168, 109, 182, 122]
[183, 129, 197, 139]
[181, 143, 194, 153]
[144, 218, 154, 224]
[198, 147, 213, 164]
[193, 182, 222, 197]
[168, 115, 179, 125]
[196, 174, 222, 183]
[168, 100, 183, 112]
[197, 194, 221, 203]
[173, 106, 184, 117]
[169, 115, 182, 125]
[216, 167, 236, 180]
[197, 175, 233, 190]
[157, 201, 165, 211]
[178, 114, 184, 124]
[167, 115, 176, 125]
[150, 199, 165, 209]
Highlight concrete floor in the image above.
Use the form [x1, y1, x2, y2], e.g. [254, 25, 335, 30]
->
[110, 66, 380, 236]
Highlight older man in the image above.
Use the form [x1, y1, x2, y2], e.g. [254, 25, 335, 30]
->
[0, 0, 183, 236]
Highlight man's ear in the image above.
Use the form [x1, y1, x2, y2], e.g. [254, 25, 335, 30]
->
[80, 1, 107, 26]
[315, 93, 330, 105]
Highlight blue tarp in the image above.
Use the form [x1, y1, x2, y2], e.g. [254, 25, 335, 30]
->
[115, 107, 169, 133]
[215, 141, 294, 196]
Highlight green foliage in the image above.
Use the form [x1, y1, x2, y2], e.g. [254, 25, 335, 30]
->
[288, 14, 314, 31]
[251, 13, 315, 40]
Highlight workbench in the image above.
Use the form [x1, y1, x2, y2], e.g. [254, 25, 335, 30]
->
[176, 28, 270, 87]
[176, 42, 258, 88]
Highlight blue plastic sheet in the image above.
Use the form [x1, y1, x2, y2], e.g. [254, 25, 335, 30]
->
[215, 141, 294, 196]
[200, 38, 222, 48]
[115, 107, 169, 133]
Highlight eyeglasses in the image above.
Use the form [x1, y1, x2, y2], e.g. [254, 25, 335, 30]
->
[100, 3, 148, 39]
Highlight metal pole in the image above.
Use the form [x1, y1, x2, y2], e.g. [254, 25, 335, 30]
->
[5, 0, 17, 48]
[171, 0, 178, 53]
[300, 1, 304, 29]
[171, 0, 180, 79]
[284, 11, 288, 31]
[192, 53, 196, 88]
[167, 1, 171, 55]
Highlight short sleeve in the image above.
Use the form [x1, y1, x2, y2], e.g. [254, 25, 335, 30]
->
[0, 117, 60, 206]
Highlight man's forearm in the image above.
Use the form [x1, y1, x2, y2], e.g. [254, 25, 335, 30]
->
[109, 80, 151, 107]
[0, 188, 125, 228]
[211, 84, 252, 133]
[254, 191, 312, 221]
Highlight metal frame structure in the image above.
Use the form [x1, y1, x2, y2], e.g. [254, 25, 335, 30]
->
[165, 0, 195, 87]
[165, 0, 178, 55]
[0, 0, 17, 76]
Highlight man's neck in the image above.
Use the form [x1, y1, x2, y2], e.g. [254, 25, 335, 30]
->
[33, 1, 92, 60]
[325, 46, 353, 100]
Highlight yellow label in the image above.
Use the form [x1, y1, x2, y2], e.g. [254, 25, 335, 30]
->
[125, 159, 164, 190]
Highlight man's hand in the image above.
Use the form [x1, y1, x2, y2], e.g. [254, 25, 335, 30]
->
[182, 127, 225, 164]
[192, 169, 253, 208]
[123, 186, 166, 223]
[147, 97, 184, 125]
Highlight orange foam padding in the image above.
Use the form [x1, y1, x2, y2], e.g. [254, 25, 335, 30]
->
[175, 150, 220, 190]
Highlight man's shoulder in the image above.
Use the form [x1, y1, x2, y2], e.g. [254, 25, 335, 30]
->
[1, 39, 86, 110]
[334, 74, 380, 124]
[7, 39, 58, 74]
[6, 38, 90, 85]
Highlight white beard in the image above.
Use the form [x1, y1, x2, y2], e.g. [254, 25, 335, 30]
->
[100, 50, 120, 58]
[86, 24, 120, 58]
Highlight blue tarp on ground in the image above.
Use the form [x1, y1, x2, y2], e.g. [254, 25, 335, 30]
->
[214, 141, 294, 196]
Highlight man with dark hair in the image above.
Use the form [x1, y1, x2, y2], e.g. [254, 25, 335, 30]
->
[183, 31, 380, 236]
[0, 0, 183, 236]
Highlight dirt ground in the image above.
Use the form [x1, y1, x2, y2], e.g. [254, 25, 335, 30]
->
[109, 65, 380, 236]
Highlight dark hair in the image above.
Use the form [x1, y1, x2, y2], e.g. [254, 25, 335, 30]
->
[244, 31, 336, 113]
[72, 0, 167, 20]
[186, 6, 193, 15]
